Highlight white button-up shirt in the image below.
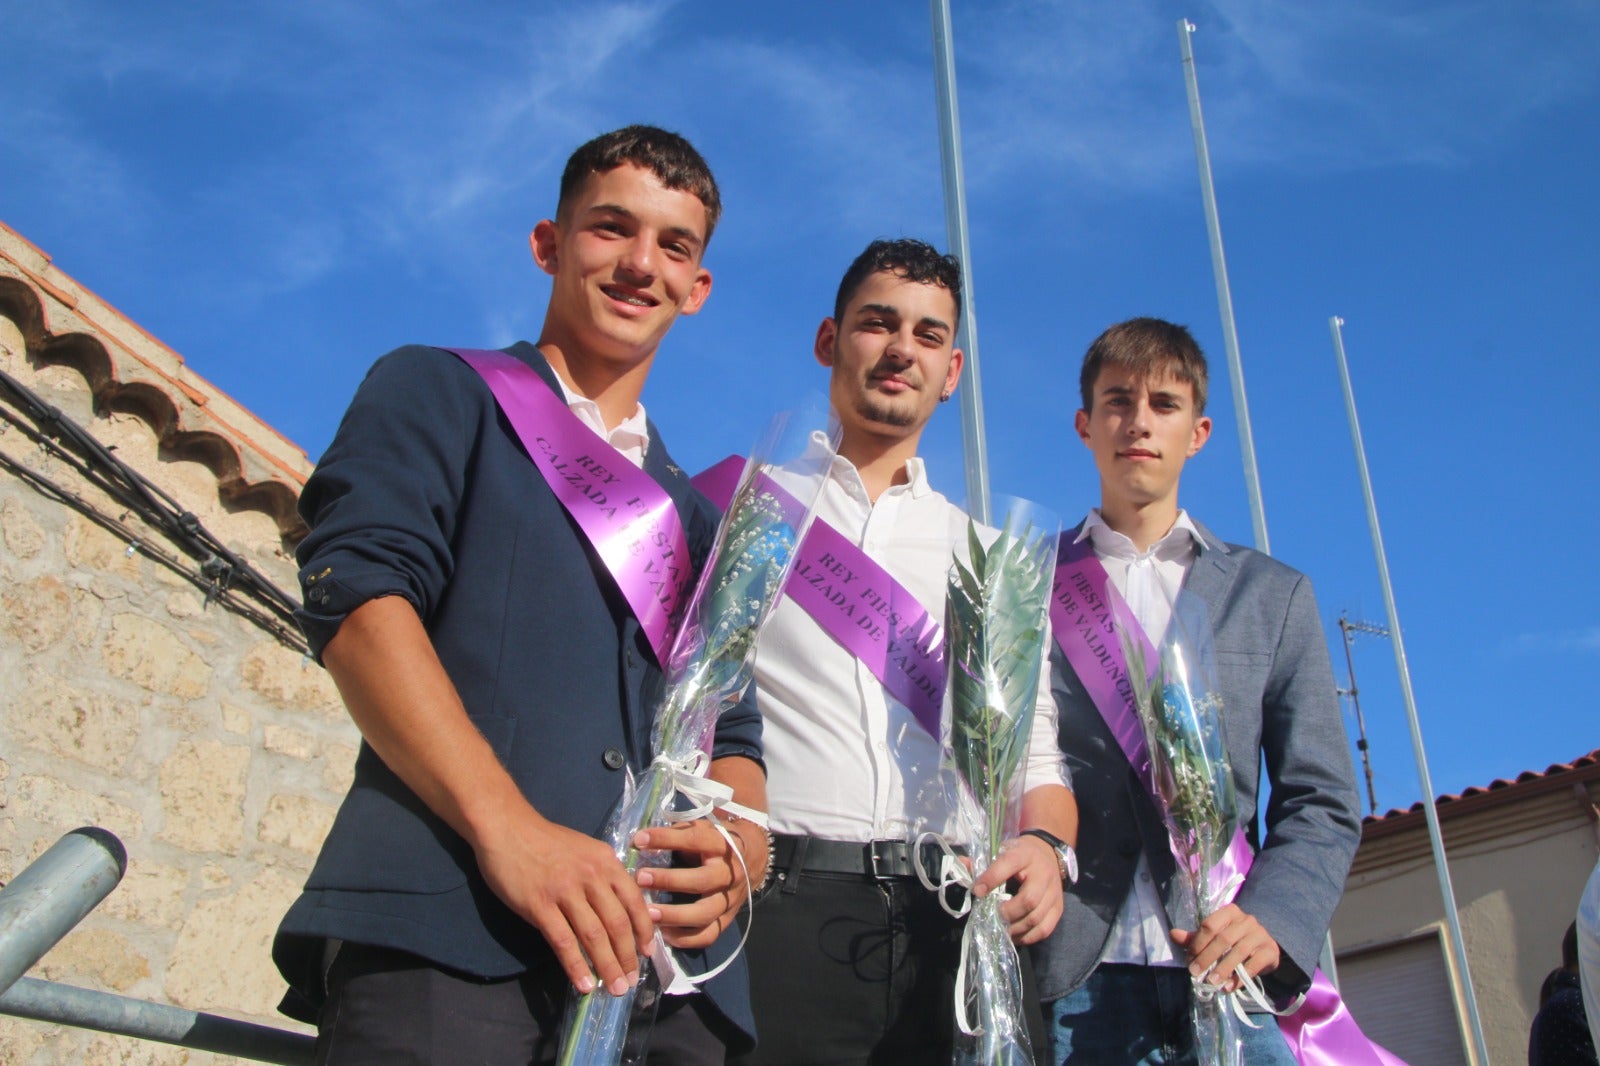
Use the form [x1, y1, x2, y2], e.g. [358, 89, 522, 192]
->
[755, 452, 1067, 844]
[553, 372, 650, 468]
[1077, 508, 1203, 967]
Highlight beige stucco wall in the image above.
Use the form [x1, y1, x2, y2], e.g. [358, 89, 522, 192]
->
[1331, 780, 1600, 1066]
[0, 272, 355, 1062]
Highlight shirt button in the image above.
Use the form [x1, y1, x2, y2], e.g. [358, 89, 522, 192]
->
[602, 748, 626, 771]
[1140, 872, 1151, 883]
[626, 648, 637, 668]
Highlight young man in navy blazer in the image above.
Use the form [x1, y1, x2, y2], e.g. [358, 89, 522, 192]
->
[274, 126, 769, 1064]
[1034, 318, 1361, 1064]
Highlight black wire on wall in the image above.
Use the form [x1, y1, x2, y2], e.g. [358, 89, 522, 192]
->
[0, 364, 309, 655]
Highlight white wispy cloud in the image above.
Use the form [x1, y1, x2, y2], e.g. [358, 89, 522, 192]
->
[948, 0, 1600, 191]
[9, 0, 1597, 319]
[0, 98, 150, 231]
[1512, 627, 1600, 654]
[339, 3, 679, 229]
[3, 0, 685, 303]
[1203, 0, 1600, 168]
[688, 37, 946, 237]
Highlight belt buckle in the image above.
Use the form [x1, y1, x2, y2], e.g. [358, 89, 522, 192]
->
[866, 839, 902, 880]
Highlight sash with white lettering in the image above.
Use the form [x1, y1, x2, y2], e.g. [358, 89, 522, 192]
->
[1050, 534, 1406, 1066]
[694, 455, 945, 739]
[443, 347, 691, 665]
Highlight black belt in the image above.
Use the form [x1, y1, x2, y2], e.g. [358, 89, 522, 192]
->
[771, 833, 965, 883]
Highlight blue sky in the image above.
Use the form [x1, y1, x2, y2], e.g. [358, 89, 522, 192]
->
[5, 0, 1598, 815]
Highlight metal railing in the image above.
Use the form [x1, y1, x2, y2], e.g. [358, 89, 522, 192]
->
[0, 827, 316, 1065]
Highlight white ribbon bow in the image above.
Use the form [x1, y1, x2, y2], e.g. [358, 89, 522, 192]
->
[1191, 967, 1282, 1028]
[646, 751, 769, 989]
[913, 831, 1011, 1038]
[1195, 868, 1294, 1026]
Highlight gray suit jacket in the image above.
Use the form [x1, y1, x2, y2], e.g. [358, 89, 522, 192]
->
[1032, 519, 1361, 1004]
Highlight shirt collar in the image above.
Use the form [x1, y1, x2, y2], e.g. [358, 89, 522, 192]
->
[827, 445, 933, 500]
[825, 428, 934, 499]
[553, 372, 650, 457]
[1076, 508, 1202, 561]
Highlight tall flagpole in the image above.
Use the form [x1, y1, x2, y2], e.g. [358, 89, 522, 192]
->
[1330, 316, 1491, 1066]
[1177, 19, 1268, 553]
[1179, 16, 1360, 989]
[930, 0, 990, 524]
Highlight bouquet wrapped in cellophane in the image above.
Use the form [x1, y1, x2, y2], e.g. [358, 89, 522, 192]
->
[1114, 590, 1243, 1066]
[940, 500, 1058, 1066]
[558, 402, 836, 1066]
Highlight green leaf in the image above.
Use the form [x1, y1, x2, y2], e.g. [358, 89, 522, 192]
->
[944, 518, 1055, 858]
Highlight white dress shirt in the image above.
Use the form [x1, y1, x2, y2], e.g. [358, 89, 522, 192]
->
[1076, 508, 1203, 968]
[754, 451, 1066, 844]
[552, 372, 650, 468]
[1580, 858, 1600, 1051]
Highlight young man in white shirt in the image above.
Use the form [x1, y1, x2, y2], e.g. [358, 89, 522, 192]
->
[729, 239, 1078, 1065]
[1034, 318, 1360, 1064]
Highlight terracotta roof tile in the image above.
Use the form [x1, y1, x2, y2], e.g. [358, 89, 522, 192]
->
[0, 219, 311, 543]
[1364, 748, 1600, 826]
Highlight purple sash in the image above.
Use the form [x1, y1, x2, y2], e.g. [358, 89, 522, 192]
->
[1049, 536, 1161, 798]
[694, 456, 945, 739]
[445, 348, 691, 664]
[1050, 535, 1406, 1066]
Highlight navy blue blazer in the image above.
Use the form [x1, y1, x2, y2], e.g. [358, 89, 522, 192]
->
[1032, 520, 1361, 1005]
[274, 343, 762, 1047]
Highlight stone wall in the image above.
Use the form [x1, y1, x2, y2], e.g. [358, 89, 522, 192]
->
[0, 257, 354, 1062]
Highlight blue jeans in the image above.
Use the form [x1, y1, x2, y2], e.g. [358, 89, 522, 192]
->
[1048, 964, 1296, 1065]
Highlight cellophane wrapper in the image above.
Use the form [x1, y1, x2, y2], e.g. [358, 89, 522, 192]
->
[1115, 591, 1243, 1066]
[944, 500, 1058, 1065]
[558, 405, 836, 1066]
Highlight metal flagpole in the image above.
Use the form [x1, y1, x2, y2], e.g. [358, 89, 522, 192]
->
[1177, 19, 1268, 553]
[930, 0, 990, 524]
[1330, 315, 1491, 1066]
[1178, 17, 1360, 988]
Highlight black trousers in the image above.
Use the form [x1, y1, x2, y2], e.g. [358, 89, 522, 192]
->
[315, 942, 734, 1065]
[729, 869, 1047, 1065]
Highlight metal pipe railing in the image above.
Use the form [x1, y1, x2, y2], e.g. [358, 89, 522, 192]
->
[0, 826, 126, 997]
[0, 976, 314, 1065]
[0, 827, 315, 1064]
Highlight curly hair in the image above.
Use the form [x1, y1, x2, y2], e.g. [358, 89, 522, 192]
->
[833, 238, 963, 328]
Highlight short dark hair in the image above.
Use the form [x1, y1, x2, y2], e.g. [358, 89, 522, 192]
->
[1538, 966, 1564, 1007]
[833, 238, 963, 329]
[557, 125, 722, 244]
[1079, 317, 1210, 414]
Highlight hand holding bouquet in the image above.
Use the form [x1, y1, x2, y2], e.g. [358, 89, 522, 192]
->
[558, 405, 835, 1066]
[1115, 592, 1243, 1066]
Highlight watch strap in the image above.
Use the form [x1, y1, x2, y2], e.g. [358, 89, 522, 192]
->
[1020, 828, 1078, 884]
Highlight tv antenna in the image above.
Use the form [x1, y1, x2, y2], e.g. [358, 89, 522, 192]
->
[1336, 613, 1388, 815]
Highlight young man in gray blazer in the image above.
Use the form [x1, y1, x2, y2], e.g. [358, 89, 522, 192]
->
[1034, 318, 1361, 1064]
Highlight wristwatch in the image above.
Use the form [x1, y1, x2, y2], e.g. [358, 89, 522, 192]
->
[1020, 828, 1079, 884]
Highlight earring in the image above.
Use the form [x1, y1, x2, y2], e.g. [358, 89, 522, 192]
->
[939, 391, 952, 403]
